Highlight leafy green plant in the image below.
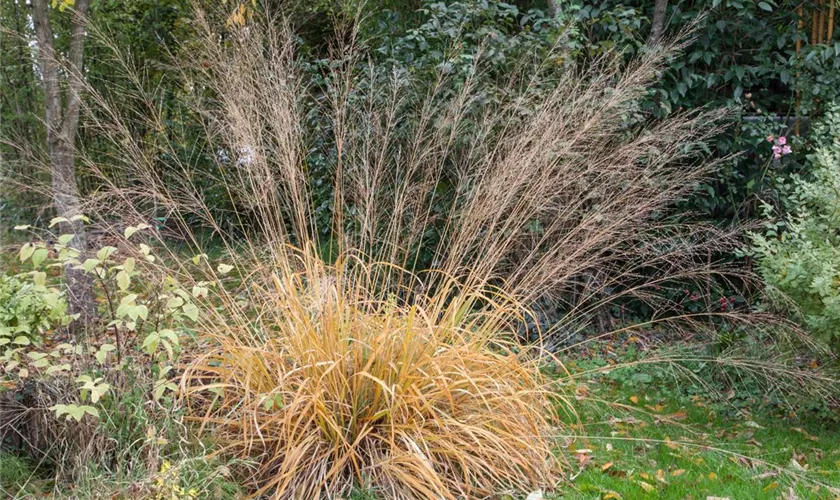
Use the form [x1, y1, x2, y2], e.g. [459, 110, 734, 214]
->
[378, 0, 567, 83]
[751, 104, 840, 351]
[559, 0, 840, 226]
[0, 273, 71, 352]
[2, 219, 206, 422]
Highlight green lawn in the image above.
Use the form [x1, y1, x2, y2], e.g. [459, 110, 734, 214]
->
[555, 358, 840, 500]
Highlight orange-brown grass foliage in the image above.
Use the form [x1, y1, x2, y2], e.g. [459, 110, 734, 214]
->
[53, 6, 812, 499]
[181, 250, 560, 498]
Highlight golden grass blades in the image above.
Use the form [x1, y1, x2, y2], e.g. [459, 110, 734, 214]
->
[180, 250, 561, 499]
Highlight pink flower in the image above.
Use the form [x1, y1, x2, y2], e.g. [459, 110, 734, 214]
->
[771, 139, 791, 159]
[766, 135, 775, 142]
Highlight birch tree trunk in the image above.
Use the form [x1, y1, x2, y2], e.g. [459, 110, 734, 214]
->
[649, 0, 669, 45]
[31, 0, 97, 330]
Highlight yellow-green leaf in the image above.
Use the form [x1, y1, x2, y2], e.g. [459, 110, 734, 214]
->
[182, 302, 199, 321]
[96, 246, 117, 261]
[49, 216, 68, 227]
[19, 243, 35, 262]
[33, 271, 47, 287]
[32, 248, 49, 268]
[117, 270, 130, 291]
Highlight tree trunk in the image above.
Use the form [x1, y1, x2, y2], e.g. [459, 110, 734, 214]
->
[31, 0, 97, 330]
[649, 0, 669, 46]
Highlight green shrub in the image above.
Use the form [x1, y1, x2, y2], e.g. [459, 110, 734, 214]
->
[2, 220, 206, 409]
[0, 273, 70, 350]
[751, 104, 840, 351]
[0, 220, 229, 491]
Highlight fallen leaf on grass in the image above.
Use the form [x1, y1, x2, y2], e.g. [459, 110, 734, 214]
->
[637, 480, 655, 492]
[575, 451, 593, 467]
[664, 437, 680, 450]
[705, 497, 730, 500]
[605, 468, 627, 478]
[728, 455, 754, 467]
[655, 469, 667, 483]
[763, 481, 779, 492]
[671, 469, 686, 477]
[790, 457, 807, 471]
[600, 462, 613, 471]
[792, 427, 819, 442]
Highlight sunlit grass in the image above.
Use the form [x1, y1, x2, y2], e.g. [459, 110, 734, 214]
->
[180, 250, 563, 498]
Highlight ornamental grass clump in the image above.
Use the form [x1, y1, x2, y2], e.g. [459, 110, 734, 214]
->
[181, 250, 559, 498]
[63, 7, 766, 499]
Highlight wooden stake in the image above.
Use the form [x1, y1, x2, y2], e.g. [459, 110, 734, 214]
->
[797, 5, 804, 52]
[819, 0, 827, 44]
[829, 0, 836, 40]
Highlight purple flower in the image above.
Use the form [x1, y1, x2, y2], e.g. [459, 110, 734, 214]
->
[777, 136, 787, 145]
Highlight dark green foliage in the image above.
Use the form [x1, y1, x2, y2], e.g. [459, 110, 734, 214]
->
[563, 0, 838, 222]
